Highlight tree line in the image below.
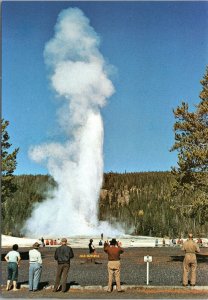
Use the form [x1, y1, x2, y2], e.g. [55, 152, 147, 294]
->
[2, 174, 56, 236]
[99, 171, 207, 237]
[2, 171, 207, 237]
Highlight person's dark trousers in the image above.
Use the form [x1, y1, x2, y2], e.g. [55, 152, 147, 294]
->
[54, 263, 70, 292]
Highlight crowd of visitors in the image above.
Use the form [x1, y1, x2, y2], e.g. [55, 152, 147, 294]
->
[4, 233, 205, 292]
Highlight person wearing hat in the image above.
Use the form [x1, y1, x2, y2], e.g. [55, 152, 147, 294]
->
[29, 242, 42, 291]
[181, 233, 200, 287]
[104, 238, 124, 292]
[53, 238, 74, 293]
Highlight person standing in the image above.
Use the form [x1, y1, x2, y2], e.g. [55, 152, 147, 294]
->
[104, 238, 124, 292]
[88, 238, 96, 263]
[5, 244, 21, 291]
[53, 238, 74, 293]
[29, 242, 42, 291]
[41, 237, 45, 247]
[181, 233, 200, 286]
[89, 239, 95, 254]
[162, 238, 166, 247]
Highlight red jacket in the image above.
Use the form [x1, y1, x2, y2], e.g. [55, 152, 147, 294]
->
[104, 243, 124, 261]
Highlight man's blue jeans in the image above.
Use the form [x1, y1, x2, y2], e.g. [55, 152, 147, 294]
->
[29, 263, 42, 291]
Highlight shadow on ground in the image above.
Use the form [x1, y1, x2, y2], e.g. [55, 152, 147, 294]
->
[170, 254, 208, 263]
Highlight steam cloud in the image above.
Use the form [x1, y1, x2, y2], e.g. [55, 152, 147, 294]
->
[24, 8, 122, 237]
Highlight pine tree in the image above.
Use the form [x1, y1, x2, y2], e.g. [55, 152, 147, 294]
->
[170, 67, 208, 224]
[1, 119, 19, 218]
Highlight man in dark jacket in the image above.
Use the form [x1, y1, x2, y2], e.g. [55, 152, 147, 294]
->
[53, 238, 74, 292]
[104, 238, 124, 292]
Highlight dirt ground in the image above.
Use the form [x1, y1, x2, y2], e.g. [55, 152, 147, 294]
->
[1, 288, 208, 299]
[1, 246, 208, 299]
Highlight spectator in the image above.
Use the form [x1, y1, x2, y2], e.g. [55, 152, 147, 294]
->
[163, 238, 166, 247]
[5, 244, 21, 291]
[53, 238, 74, 293]
[29, 242, 42, 291]
[181, 233, 200, 287]
[197, 238, 203, 247]
[104, 238, 124, 292]
[89, 239, 96, 263]
[41, 237, 45, 247]
[89, 239, 95, 254]
[99, 240, 103, 246]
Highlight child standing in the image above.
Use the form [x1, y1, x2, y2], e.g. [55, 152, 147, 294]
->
[5, 244, 21, 291]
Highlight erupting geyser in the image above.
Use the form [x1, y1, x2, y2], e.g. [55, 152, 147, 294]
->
[24, 8, 122, 237]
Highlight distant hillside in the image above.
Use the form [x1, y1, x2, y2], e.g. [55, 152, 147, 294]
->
[99, 172, 207, 237]
[2, 175, 56, 236]
[2, 172, 207, 237]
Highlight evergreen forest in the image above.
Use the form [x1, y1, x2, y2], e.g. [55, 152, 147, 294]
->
[2, 172, 207, 238]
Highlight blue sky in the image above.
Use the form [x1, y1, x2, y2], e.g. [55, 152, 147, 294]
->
[2, 1, 208, 175]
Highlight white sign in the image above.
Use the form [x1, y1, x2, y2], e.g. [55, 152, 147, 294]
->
[144, 255, 152, 262]
[144, 255, 152, 285]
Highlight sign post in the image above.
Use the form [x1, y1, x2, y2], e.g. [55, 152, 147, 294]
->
[144, 255, 152, 285]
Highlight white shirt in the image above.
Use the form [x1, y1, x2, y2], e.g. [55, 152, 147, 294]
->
[29, 249, 42, 264]
[5, 250, 20, 263]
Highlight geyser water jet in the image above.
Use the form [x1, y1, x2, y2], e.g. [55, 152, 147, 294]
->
[23, 7, 123, 237]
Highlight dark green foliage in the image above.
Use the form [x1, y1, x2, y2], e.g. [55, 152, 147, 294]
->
[1, 119, 19, 228]
[2, 175, 57, 236]
[170, 67, 208, 223]
[1, 119, 19, 204]
[2, 172, 207, 237]
[99, 172, 208, 237]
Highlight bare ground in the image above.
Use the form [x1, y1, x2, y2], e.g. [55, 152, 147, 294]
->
[1, 246, 208, 299]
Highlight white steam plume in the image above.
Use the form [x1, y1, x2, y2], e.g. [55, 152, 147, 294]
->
[24, 8, 123, 237]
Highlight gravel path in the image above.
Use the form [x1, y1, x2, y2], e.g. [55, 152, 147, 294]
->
[1, 246, 208, 289]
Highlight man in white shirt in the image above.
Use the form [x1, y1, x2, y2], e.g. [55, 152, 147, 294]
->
[29, 242, 42, 291]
